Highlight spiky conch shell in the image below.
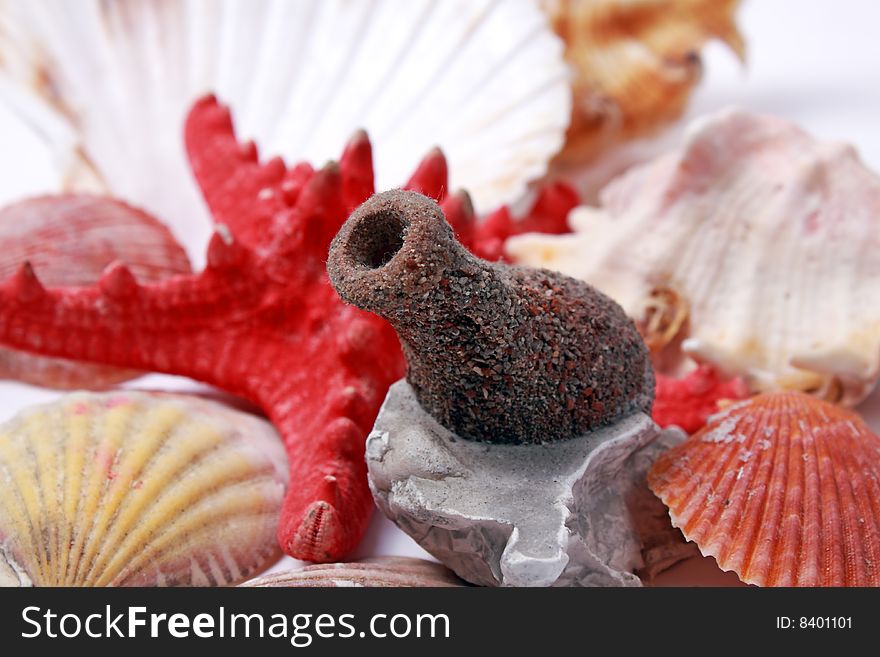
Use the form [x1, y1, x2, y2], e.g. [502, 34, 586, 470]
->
[508, 109, 880, 405]
[540, 0, 744, 167]
[0, 195, 191, 388]
[0, 0, 570, 230]
[0, 391, 287, 587]
[648, 391, 880, 587]
[241, 557, 465, 588]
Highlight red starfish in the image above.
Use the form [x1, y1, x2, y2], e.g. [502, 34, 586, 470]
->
[653, 365, 749, 433]
[0, 95, 576, 562]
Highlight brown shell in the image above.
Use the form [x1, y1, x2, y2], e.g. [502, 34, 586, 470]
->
[648, 392, 880, 586]
[0, 194, 191, 388]
[541, 0, 745, 165]
[240, 558, 466, 588]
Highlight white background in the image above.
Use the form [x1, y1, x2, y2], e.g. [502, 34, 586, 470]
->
[1, 0, 878, 584]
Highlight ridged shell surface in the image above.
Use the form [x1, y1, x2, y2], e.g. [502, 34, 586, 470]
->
[648, 392, 880, 587]
[0, 392, 287, 586]
[0, 0, 570, 230]
[0, 195, 191, 388]
[241, 557, 466, 588]
[509, 109, 880, 404]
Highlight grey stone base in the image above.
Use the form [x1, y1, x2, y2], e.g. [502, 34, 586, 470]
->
[366, 381, 670, 587]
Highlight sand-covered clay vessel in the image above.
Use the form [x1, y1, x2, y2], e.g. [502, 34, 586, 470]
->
[328, 190, 654, 444]
[328, 190, 663, 586]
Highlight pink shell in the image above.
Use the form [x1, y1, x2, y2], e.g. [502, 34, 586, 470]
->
[648, 391, 880, 586]
[240, 557, 465, 587]
[0, 195, 191, 388]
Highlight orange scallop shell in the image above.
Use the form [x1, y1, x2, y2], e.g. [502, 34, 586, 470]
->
[648, 391, 880, 586]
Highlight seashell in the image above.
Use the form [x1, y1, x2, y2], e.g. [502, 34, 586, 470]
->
[0, 0, 570, 233]
[508, 109, 880, 405]
[0, 391, 287, 586]
[241, 557, 466, 588]
[0, 195, 191, 389]
[540, 0, 744, 167]
[648, 391, 880, 586]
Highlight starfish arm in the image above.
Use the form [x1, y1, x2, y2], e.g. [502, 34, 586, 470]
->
[439, 190, 477, 248]
[186, 95, 387, 255]
[0, 254, 273, 395]
[471, 181, 580, 261]
[339, 129, 376, 213]
[0, 259, 405, 563]
[404, 146, 449, 201]
[185, 95, 323, 253]
[261, 312, 403, 562]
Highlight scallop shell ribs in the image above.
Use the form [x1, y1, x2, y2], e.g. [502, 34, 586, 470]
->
[0, 392, 287, 587]
[649, 391, 880, 587]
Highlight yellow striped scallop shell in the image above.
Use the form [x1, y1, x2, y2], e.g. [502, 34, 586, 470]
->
[0, 392, 287, 586]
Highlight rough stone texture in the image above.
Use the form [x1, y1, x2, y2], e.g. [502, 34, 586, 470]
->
[328, 190, 654, 445]
[367, 381, 669, 587]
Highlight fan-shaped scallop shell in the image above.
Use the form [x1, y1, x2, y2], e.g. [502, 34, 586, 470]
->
[508, 109, 880, 404]
[241, 557, 465, 588]
[648, 391, 880, 586]
[0, 0, 570, 233]
[0, 195, 191, 388]
[0, 391, 287, 586]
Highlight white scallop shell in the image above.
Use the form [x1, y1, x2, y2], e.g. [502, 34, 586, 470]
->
[0, 391, 287, 586]
[0, 0, 571, 233]
[508, 109, 880, 405]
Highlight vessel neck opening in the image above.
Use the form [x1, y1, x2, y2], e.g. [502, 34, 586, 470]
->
[348, 210, 407, 269]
